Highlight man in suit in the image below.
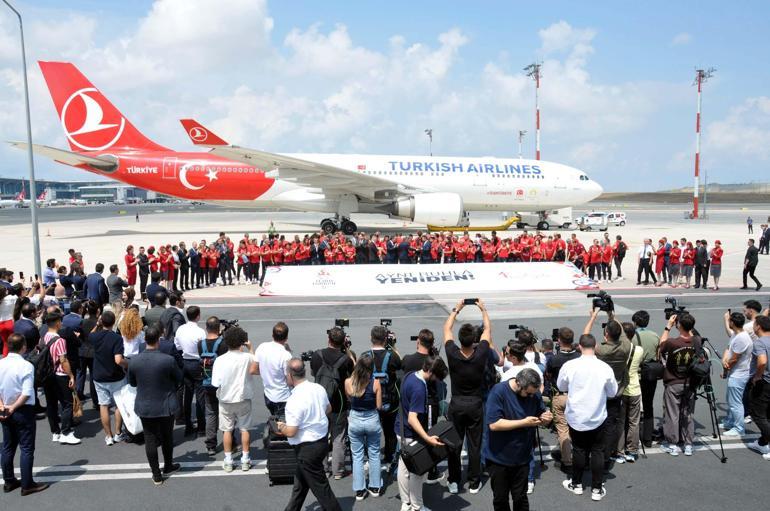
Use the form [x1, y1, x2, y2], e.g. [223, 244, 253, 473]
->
[693, 240, 709, 289]
[84, 264, 109, 305]
[144, 292, 167, 331]
[128, 326, 183, 486]
[741, 238, 762, 291]
[13, 302, 40, 354]
[159, 292, 186, 341]
[145, 272, 167, 307]
[177, 243, 189, 291]
[62, 300, 84, 333]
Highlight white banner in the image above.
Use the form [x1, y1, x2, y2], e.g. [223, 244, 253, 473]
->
[261, 262, 597, 297]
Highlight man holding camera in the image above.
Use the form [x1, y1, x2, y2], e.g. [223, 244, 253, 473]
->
[583, 307, 633, 464]
[485, 368, 552, 511]
[362, 325, 403, 469]
[310, 327, 355, 478]
[443, 298, 499, 495]
[545, 327, 580, 471]
[659, 313, 701, 457]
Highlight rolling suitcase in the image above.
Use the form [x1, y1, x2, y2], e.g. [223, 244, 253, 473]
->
[262, 416, 296, 486]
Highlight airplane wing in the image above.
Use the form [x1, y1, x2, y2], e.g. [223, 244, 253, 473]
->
[179, 119, 427, 201]
[9, 142, 118, 172]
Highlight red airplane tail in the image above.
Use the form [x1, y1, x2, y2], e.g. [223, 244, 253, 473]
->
[38, 190, 47, 201]
[14, 190, 24, 201]
[38, 61, 168, 153]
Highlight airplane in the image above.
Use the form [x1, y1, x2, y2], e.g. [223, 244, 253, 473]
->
[12, 61, 603, 234]
[0, 190, 25, 208]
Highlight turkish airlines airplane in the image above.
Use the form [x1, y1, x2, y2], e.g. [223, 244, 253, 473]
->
[0, 190, 25, 208]
[13, 61, 603, 234]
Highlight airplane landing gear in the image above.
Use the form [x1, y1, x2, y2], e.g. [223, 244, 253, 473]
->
[537, 221, 550, 231]
[319, 217, 357, 235]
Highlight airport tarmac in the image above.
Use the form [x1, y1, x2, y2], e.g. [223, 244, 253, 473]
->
[0, 201, 767, 292]
[6, 288, 770, 511]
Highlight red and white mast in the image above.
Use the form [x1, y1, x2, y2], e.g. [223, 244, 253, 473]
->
[524, 63, 542, 160]
[693, 67, 715, 219]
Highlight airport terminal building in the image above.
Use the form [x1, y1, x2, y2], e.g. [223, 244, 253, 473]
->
[0, 176, 156, 202]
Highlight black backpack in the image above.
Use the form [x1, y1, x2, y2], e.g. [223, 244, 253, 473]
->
[200, 337, 224, 387]
[365, 350, 393, 411]
[314, 352, 349, 408]
[29, 335, 59, 388]
[688, 341, 711, 388]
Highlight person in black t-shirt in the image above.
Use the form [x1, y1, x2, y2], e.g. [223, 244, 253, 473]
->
[197, 317, 229, 456]
[402, 328, 447, 483]
[310, 327, 355, 478]
[91, 311, 128, 445]
[443, 298, 499, 495]
[544, 327, 580, 470]
[360, 325, 402, 466]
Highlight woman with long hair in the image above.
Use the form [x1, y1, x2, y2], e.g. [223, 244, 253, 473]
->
[76, 300, 101, 406]
[119, 306, 145, 358]
[344, 354, 382, 500]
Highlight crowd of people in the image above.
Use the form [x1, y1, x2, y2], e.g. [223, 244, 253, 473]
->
[1, 263, 770, 510]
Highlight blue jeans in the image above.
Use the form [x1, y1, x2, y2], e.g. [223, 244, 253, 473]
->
[1, 405, 36, 489]
[348, 409, 381, 491]
[726, 375, 749, 433]
[528, 447, 540, 482]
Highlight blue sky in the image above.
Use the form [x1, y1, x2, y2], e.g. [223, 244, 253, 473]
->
[1, 0, 769, 190]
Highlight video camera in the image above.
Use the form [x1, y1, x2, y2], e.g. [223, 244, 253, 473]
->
[664, 296, 687, 320]
[300, 350, 314, 362]
[380, 318, 397, 349]
[587, 290, 614, 313]
[508, 324, 538, 342]
[220, 318, 240, 331]
[327, 318, 352, 351]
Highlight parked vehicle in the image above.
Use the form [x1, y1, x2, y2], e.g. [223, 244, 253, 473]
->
[575, 211, 609, 231]
[606, 212, 627, 226]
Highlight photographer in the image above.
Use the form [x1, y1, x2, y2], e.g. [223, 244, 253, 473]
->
[631, 310, 660, 448]
[310, 327, 355, 479]
[362, 325, 403, 469]
[658, 313, 701, 457]
[402, 329, 445, 483]
[544, 327, 580, 472]
[484, 368, 552, 511]
[584, 308, 633, 464]
[443, 298, 499, 495]
[501, 340, 543, 383]
[395, 356, 449, 511]
[616, 323, 644, 463]
[720, 312, 752, 437]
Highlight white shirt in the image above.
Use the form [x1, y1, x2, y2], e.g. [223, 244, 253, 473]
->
[500, 361, 543, 382]
[557, 354, 618, 431]
[211, 350, 254, 403]
[174, 322, 206, 360]
[284, 380, 330, 445]
[744, 320, 758, 341]
[255, 341, 293, 403]
[727, 331, 753, 379]
[0, 353, 35, 405]
[638, 245, 653, 259]
[123, 332, 145, 358]
[0, 295, 17, 321]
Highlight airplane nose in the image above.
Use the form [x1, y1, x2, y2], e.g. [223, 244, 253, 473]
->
[590, 180, 604, 199]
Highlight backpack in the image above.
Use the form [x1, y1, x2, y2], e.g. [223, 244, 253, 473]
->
[201, 337, 223, 387]
[365, 350, 393, 411]
[29, 335, 59, 388]
[314, 351, 349, 409]
[688, 341, 711, 389]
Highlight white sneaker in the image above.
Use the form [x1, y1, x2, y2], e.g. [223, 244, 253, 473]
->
[105, 436, 115, 446]
[592, 486, 607, 501]
[58, 432, 81, 445]
[562, 479, 583, 496]
[52, 433, 60, 443]
[744, 416, 753, 424]
[447, 482, 459, 494]
[684, 445, 693, 456]
[527, 481, 535, 494]
[762, 452, 770, 461]
[113, 433, 128, 443]
[747, 440, 770, 455]
[718, 422, 730, 430]
[722, 428, 743, 437]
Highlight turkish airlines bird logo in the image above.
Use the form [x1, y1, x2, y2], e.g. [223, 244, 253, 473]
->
[61, 88, 125, 151]
[188, 126, 208, 142]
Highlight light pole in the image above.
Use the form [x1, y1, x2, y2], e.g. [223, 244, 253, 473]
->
[518, 130, 527, 159]
[524, 63, 542, 160]
[3, 0, 41, 278]
[692, 67, 715, 219]
[424, 128, 433, 156]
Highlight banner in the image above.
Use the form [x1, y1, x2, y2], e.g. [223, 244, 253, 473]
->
[261, 262, 597, 297]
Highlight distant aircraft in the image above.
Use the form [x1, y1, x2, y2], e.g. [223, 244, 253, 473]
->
[0, 190, 25, 208]
[13, 61, 603, 233]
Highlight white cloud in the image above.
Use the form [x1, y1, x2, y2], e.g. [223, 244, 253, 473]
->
[671, 32, 692, 46]
[706, 96, 770, 160]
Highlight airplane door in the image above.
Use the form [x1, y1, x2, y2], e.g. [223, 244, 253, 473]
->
[162, 157, 178, 179]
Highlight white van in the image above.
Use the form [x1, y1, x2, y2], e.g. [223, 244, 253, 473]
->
[606, 212, 627, 226]
[576, 212, 609, 231]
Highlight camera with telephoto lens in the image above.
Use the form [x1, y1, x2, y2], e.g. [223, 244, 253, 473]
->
[664, 296, 687, 320]
[380, 318, 397, 349]
[327, 318, 352, 351]
[587, 290, 614, 313]
[220, 318, 240, 331]
[300, 350, 314, 362]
